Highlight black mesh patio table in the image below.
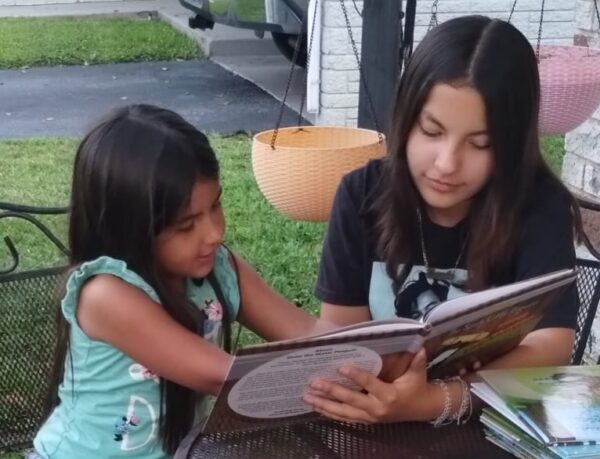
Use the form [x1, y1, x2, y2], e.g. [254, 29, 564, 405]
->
[175, 418, 514, 459]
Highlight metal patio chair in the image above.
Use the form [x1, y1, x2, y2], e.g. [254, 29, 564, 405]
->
[0, 202, 68, 451]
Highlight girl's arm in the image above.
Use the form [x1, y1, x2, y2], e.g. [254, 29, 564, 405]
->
[476, 327, 575, 369]
[77, 274, 231, 395]
[319, 302, 372, 326]
[233, 253, 337, 341]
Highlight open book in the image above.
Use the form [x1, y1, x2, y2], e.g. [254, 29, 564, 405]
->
[202, 268, 575, 434]
[474, 365, 600, 448]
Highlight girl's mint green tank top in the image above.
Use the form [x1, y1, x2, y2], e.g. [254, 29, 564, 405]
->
[34, 246, 239, 459]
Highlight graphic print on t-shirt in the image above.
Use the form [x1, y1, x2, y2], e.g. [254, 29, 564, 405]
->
[368, 262, 468, 321]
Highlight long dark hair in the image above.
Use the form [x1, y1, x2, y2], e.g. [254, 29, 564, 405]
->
[47, 104, 233, 454]
[373, 15, 582, 292]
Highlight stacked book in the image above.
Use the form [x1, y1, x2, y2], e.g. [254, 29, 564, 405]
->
[472, 365, 600, 459]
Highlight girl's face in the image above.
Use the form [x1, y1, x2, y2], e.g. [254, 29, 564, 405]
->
[154, 179, 225, 288]
[407, 83, 494, 227]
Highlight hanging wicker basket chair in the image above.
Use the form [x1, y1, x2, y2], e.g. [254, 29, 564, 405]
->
[252, 126, 385, 222]
[539, 45, 600, 135]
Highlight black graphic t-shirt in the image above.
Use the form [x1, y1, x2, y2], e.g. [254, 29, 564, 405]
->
[315, 159, 578, 329]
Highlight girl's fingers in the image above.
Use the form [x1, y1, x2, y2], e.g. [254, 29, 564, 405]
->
[312, 406, 370, 424]
[336, 366, 389, 399]
[309, 377, 373, 410]
[303, 392, 375, 423]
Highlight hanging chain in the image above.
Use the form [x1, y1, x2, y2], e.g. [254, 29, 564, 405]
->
[535, 0, 546, 61]
[508, 0, 519, 23]
[428, 0, 439, 31]
[508, 0, 544, 61]
[352, 0, 362, 18]
[594, 0, 600, 35]
[339, 0, 384, 141]
[271, 0, 319, 149]
[296, 0, 320, 128]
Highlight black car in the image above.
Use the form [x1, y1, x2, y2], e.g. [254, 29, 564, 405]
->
[180, 0, 309, 66]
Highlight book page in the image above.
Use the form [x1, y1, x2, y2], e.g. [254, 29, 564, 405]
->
[242, 318, 422, 348]
[227, 344, 382, 419]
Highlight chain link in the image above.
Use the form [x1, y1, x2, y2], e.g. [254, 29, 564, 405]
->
[352, 0, 362, 18]
[508, 0, 519, 23]
[594, 0, 600, 35]
[535, 0, 546, 62]
[428, 0, 439, 31]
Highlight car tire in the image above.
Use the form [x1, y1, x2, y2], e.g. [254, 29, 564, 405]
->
[271, 32, 307, 68]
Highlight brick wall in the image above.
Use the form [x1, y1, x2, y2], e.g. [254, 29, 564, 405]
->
[316, 0, 576, 127]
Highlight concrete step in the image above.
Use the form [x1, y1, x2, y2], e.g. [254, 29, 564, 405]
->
[159, 13, 279, 58]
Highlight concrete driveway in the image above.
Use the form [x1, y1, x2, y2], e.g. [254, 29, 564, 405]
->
[0, 59, 305, 138]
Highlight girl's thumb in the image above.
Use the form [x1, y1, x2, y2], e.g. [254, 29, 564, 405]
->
[411, 348, 427, 371]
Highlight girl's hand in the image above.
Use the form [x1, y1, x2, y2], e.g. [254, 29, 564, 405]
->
[458, 360, 482, 377]
[302, 349, 442, 424]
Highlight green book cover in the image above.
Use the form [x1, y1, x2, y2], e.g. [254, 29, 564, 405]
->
[478, 366, 600, 445]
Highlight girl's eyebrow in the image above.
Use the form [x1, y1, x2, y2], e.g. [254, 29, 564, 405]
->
[176, 187, 223, 223]
[421, 110, 488, 136]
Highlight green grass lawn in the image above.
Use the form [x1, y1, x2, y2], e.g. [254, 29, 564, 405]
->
[0, 16, 200, 69]
[209, 0, 266, 22]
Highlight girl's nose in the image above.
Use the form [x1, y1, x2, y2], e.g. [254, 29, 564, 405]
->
[202, 217, 223, 246]
[433, 141, 460, 175]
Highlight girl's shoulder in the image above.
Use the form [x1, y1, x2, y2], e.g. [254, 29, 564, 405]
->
[338, 158, 386, 212]
[61, 256, 159, 324]
[525, 177, 572, 218]
[342, 158, 385, 192]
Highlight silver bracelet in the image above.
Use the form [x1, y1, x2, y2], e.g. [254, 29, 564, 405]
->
[449, 376, 472, 425]
[460, 377, 473, 424]
[429, 379, 452, 427]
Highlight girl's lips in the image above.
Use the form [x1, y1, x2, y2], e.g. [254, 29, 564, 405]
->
[197, 250, 216, 261]
[425, 176, 461, 192]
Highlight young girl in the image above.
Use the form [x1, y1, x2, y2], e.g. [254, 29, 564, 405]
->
[304, 15, 583, 425]
[31, 105, 327, 458]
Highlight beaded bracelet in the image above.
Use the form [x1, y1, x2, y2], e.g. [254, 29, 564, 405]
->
[429, 376, 473, 427]
[429, 379, 452, 427]
[450, 376, 472, 425]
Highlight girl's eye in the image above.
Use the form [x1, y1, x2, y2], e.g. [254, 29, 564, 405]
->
[419, 123, 441, 138]
[175, 222, 194, 232]
[471, 141, 491, 150]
